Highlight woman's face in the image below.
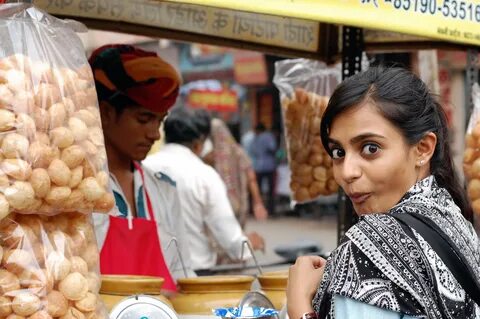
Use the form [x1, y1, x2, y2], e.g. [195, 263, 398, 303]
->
[328, 102, 419, 215]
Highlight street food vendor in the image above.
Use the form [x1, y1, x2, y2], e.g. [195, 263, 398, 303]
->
[88, 44, 194, 292]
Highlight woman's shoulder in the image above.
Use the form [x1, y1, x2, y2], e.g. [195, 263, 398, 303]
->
[342, 213, 399, 243]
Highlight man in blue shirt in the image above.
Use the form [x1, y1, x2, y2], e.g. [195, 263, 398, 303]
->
[251, 123, 277, 215]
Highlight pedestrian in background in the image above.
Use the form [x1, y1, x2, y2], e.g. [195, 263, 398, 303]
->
[251, 123, 278, 215]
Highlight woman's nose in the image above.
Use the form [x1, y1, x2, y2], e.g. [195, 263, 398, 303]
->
[341, 154, 362, 183]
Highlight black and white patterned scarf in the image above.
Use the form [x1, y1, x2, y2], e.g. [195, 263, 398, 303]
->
[313, 176, 480, 318]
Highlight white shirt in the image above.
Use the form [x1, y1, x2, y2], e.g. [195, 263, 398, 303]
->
[92, 163, 195, 280]
[143, 143, 250, 270]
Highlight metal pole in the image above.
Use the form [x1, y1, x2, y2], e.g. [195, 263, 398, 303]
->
[337, 26, 364, 244]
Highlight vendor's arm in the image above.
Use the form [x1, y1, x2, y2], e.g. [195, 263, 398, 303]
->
[287, 256, 326, 319]
[203, 168, 251, 261]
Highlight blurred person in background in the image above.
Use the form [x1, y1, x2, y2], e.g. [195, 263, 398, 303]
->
[201, 118, 267, 264]
[251, 123, 278, 215]
[203, 118, 268, 227]
[89, 44, 194, 293]
[144, 108, 262, 271]
[241, 127, 255, 160]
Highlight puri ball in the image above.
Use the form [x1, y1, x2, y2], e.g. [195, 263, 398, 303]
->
[50, 127, 74, 149]
[0, 109, 15, 132]
[2, 133, 30, 159]
[74, 110, 97, 128]
[0, 296, 12, 317]
[468, 179, 480, 200]
[46, 290, 68, 317]
[16, 114, 36, 139]
[29, 169, 51, 199]
[94, 193, 114, 213]
[2, 159, 32, 181]
[61, 146, 85, 169]
[48, 159, 71, 187]
[28, 142, 55, 169]
[0, 194, 10, 221]
[61, 308, 85, 319]
[294, 187, 310, 202]
[78, 178, 103, 202]
[68, 118, 89, 142]
[0, 270, 20, 294]
[4, 181, 35, 211]
[28, 310, 52, 319]
[85, 272, 100, 294]
[11, 292, 41, 316]
[74, 292, 96, 312]
[69, 257, 88, 276]
[58, 272, 88, 301]
[46, 252, 71, 282]
[3, 249, 34, 275]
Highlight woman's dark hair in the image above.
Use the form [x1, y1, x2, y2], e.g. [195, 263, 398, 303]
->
[320, 66, 472, 221]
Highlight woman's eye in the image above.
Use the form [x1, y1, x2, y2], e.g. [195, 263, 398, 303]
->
[362, 143, 380, 155]
[331, 148, 345, 159]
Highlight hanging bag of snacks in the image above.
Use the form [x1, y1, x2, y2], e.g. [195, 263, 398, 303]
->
[0, 2, 114, 218]
[464, 83, 480, 228]
[273, 59, 341, 203]
[0, 3, 112, 318]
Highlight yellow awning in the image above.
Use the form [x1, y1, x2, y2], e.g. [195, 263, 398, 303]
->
[167, 0, 480, 46]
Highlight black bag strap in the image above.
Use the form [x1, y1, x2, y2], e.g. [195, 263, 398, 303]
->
[391, 212, 480, 307]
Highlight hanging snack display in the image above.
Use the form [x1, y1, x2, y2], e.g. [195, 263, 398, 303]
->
[1, 3, 110, 319]
[0, 212, 106, 319]
[0, 4, 114, 218]
[464, 84, 480, 220]
[273, 59, 341, 203]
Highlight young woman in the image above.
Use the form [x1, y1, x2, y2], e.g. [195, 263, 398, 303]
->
[287, 67, 480, 318]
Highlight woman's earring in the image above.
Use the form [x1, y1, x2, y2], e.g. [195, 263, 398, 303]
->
[419, 160, 425, 166]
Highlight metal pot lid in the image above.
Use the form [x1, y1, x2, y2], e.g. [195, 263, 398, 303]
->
[239, 292, 276, 311]
[110, 295, 178, 319]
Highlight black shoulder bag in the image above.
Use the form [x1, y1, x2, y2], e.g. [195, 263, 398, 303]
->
[391, 212, 480, 307]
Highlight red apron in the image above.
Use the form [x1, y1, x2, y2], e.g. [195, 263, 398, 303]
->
[100, 162, 177, 291]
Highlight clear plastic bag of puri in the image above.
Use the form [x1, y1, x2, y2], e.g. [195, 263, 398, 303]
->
[0, 2, 114, 217]
[273, 59, 341, 203]
[464, 83, 480, 228]
[0, 3, 111, 319]
[0, 212, 106, 319]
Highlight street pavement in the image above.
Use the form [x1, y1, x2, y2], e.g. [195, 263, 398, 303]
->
[241, 215, 337, 274]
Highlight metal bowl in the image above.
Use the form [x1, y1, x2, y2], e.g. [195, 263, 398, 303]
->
[238, 292, 278, 319]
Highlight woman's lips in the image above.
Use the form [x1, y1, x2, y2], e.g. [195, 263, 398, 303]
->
[348, 192, 371, 204]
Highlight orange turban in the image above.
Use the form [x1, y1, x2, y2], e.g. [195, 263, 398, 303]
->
[89, 44, 181, 113]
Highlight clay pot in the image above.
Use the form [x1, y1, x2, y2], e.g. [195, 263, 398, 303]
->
[257, 270, 288, 310]
[170, 275, 255, 315]
[99, 275, 172, 311]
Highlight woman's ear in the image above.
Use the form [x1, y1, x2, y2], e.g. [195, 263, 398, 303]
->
[415, 132, 437, 166]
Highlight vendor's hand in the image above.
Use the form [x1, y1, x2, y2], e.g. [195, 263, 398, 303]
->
[246, 231, 265, 252]
[287, 256, 326, 319]
[253, 202, 268, 221]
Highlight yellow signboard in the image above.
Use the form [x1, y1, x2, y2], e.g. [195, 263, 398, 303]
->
[35, 0, 320, 52]
[166, 0, 480, 46]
